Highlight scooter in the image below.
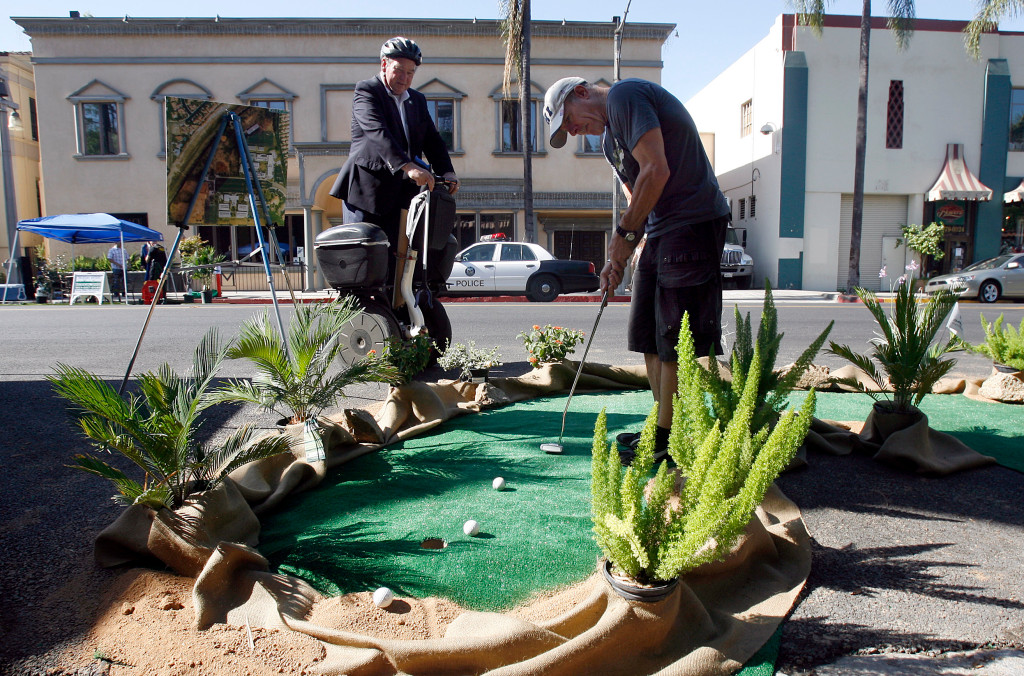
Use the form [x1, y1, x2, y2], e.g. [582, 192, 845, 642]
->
[314, 178, 458, 366]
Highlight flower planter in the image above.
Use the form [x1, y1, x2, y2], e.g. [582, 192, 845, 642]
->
[200, 289, 215, 304]
[601, 559, 679, 603]
[468, 368, 490, 384]
[993, 362, 1021, 375]
[35, 293, 50, 304]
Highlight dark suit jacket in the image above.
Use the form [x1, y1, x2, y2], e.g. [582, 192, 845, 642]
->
[330, 75, 454, 217]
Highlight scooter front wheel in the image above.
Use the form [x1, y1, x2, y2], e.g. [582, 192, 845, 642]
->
[338, 297, 401, 367]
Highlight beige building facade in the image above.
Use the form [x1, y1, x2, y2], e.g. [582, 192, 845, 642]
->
[1, 51, 43, 271]
[14, 16, 672, 289]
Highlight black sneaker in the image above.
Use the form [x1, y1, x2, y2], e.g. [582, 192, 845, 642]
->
[618, 446, 671, 467]
[615, 431, 641, 447]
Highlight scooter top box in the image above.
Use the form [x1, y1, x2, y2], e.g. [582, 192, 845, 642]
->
[314, 223, 389, 289]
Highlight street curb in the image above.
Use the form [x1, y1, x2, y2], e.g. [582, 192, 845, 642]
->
[213, 294, 632, 305]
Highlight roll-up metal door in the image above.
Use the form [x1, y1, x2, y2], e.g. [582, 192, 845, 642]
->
[837, 194, 909, 291]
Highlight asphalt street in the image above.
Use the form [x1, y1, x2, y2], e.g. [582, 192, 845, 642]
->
[2, 296, 1020, 385]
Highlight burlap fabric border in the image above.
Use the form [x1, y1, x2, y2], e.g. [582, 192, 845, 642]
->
[93, 361, 811, 675]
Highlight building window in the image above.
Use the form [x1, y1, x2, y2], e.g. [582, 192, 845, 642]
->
[886, 80, 904, 149]
[739, 197, 746, 220]
[740, 99, 752, 137]
[491, 81, 544, 155]
[251, 99, 288, 111]
[81, 102, 122, 156]
[501, 99, 538, 152]
[581, 134, 603, 154]
[28, 97, 38, 141]
[455, 212, 516, 247]
[749, 195, 756, 219]
[427, 98, 456, 151]
[68, 79, 130, 158]
[419, 79, 466, 154]
[1010, 89, 1024, 151]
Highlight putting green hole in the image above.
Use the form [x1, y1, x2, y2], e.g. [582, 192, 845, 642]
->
[421, 538, 447, 550]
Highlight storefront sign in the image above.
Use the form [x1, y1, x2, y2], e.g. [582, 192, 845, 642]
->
[935, 201, 967, 235]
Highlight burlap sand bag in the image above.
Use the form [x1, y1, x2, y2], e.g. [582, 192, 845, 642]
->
[859, 403, 995, 474]
[804, 405, 995, 475]
[95, 477, 260, 576]
[193, 485, 808, 676]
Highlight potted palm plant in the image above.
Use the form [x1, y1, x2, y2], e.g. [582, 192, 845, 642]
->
[828, 280, 962, 418]
[971, 313, 1024, 374]
[180, 235, 224, 303]
[211, 298, 398, 459]
[592, 313, 816, 600]
[48, 328, 292, 511]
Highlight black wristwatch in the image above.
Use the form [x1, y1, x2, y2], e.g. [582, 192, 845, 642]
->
[615, 225, 638, 243]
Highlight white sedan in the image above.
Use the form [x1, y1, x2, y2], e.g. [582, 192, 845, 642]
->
[442, 241, 600, 302]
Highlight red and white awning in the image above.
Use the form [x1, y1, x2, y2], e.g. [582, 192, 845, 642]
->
[1004, 178, 1024, 203]
[925, 143, 993, 202]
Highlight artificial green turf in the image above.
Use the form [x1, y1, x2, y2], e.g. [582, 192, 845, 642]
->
[258, 388, 1019, 675]
[260, 390, 1021, 613]
[259, 390, 653, 612]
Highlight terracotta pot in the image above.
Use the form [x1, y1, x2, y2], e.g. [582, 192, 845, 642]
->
[993, 362, 1021, 375]
[601, 559, 679, 602]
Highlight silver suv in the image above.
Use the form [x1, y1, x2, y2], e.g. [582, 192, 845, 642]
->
[721, 226, 754, 289]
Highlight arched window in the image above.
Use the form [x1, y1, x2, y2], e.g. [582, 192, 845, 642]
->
[68, 80, 131, 158]
[490, 80, 545, 155]
[150, 79, 213, 157]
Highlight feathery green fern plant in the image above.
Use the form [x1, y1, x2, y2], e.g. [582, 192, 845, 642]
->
[592, 313, 816, 585]
[972, 313, 1024, 371]
[211, 297, 398, 424]
[48, 329, 292, 509]
[701, 281, 832, 435]
[828, 281, 963, 414]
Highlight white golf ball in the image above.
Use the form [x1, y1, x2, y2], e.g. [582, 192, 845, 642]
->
[372, 587, 393, 608]
[463, 519, 480, 536]
[492, 477, 506, 490]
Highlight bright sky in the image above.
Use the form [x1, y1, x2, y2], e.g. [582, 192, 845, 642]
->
[4, 1, 1023, 103]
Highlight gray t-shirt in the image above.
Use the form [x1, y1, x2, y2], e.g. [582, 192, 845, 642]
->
[602, 79, 729, 237]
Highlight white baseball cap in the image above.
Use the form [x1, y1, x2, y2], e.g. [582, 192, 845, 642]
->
[543, 77, 587, 149]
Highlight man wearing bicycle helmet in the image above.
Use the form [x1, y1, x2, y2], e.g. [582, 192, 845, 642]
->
[330, 36, 459, 270]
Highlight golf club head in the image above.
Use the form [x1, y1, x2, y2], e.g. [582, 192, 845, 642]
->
[540, 442, 564, 455]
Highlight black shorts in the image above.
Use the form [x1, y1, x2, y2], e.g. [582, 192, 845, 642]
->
[627, 216, 729, 362]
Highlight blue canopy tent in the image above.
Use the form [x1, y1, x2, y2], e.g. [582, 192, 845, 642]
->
[5, 213, 163, 304]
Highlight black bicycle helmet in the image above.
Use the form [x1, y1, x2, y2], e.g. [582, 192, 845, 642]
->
[380, 37, 422, 66]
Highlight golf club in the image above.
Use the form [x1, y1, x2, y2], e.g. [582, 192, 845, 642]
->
[540, 287, 612, 454]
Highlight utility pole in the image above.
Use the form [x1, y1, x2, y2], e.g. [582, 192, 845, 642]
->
[612, 1, 631, 294]
[1, 75, 22, 288]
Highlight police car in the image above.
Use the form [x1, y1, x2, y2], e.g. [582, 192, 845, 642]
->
[442, 234, 600, 302]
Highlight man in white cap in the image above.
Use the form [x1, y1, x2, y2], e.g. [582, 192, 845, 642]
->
[543, 76, 730, 464]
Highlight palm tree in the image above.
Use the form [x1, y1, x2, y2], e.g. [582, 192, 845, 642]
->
[212, 297, 397, 425]
[501, 0, 536, 243]
[795, 1, 915, 291]
[965, 2, 1022, 56]
[49, 328, 293, 510]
